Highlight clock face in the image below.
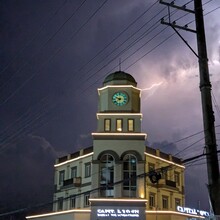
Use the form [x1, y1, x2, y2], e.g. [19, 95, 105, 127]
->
[112, 92, 128, 106]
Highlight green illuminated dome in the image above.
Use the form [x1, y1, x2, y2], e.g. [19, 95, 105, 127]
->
[103, 71, 137, 86]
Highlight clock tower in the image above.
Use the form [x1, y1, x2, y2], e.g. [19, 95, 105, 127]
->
[92, 71, 147, 198]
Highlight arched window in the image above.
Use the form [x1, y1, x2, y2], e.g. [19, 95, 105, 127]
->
[123, 154, 137, 197]
[100, 154, 115, 197]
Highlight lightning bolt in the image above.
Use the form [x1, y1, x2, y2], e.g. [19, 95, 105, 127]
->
[141, 81, 164, 101]
[142, 81, 164, 91]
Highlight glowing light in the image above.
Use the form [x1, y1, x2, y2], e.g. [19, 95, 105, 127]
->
[54, 152, 94, 167]
[90, 198, 147, 202]
[140, 193, 145, 198]
[142, 81, 164, 91]
[26, 209, 91, 219]
[98, 85, 141, 94]
[97, 113, 142, 116]
[145, 210, 205, 219]
[92, 133, 147, 138]
[144, 152, 185, 168]
[97, 113, 143, 120]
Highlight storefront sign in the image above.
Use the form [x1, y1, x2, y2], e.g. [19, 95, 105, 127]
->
[97, 208, 139, 218]
[177, 206, 209, 217]
[90, 199, 146, 220]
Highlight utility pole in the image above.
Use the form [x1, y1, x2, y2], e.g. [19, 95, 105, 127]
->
[160, 0, 220, 215]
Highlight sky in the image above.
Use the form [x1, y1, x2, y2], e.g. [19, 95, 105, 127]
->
[0, 0, 220, 218]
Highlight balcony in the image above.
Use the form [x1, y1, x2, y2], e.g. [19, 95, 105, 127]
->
[158, 179, 177, 190]
[63, 177, 82, 188]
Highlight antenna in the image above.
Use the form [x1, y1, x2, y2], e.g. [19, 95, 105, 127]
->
[119, 58, 121, 71]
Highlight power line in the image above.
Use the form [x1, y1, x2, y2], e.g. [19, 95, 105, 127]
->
[0, 0, 165, 150]
[0, 0, 108, 106]
[77, 0, 160, 73]
[0, 0, 67, 76]
[212, 91, 220, 119]
[0, 164, 174, 218]
[3, 147, 217, 217]
[182, 150, 220, 164]
[0, 2, 218, 153]
[75, 4, 167, 83]
[174, 137, 205, 157]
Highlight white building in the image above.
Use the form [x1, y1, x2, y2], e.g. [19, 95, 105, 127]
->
[26, 71, 208, 220]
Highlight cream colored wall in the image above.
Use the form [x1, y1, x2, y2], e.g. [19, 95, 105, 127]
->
[145, 153, 185, 211]
[53, 154, 93, 211]
[146, 213, 188, 220]
[93, 139, 146, 160]
[98, 86, 141, 113]
[96, 114, 142, 132]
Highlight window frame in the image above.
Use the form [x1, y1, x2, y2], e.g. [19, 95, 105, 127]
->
[175, 198, 181, 210]
[100, 154, 115, 197]
[84, 194, 90, 207]
[174, 171, 180, 186]
[116, 119, 123, 132]
[70, 195, 76, 209]
[128, 119, 134, 132]
[123, 154, 137, 197]
[148, 163, 155, 172]
[162, 195, 169, 209]
[149, 193, 156, 207]
[57, 197, 63, 211]
[71, 166, 77, 179]
[85, 162, 91, 178]
[59, 170, 65, 185]
[104, 119, 111, 132]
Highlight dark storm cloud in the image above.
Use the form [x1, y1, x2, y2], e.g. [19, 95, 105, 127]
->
[0, 135, 58, 213]
[0, 0, 219, 216]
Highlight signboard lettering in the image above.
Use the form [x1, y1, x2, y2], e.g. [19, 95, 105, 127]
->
[97, 209, 139, 218]
[177, 206, 209, 217]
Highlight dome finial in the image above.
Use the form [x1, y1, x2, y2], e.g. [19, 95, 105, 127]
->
[119, 58, 121, 71]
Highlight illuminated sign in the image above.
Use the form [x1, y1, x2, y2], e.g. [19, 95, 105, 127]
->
[90, 199, 146, 220]
[177, 206, 209, 217]
[97, 209, 139, 218]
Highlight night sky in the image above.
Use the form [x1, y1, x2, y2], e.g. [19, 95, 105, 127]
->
[0, 0, 220, 218]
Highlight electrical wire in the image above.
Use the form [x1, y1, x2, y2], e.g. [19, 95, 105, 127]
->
[75, 6, 168, 84]
[212, 91, 220, 119]
[0, 0, 220, 217]
[0, 0, 68, 76]
[174, 137, 205, 157]
[0, 0, 218, 156]
[0, 0, 108, 106]
[0, 1, 169, 150]
[77, 0, 160, 73]
[0, 164, 174, 218]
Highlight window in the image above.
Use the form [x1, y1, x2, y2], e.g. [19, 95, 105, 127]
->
[104, 119, 111, 131]
[162, 170, 168, 180]
[128, 119, 134, 131]
[148, 163, 155, 172]
[100, 154, 115, 197]
[84, 194, 90, 207]
[57, 197, 63, 211]
[175, 198, 181, 209]
[85, 162, 91, 178]
[70, 196, 76, 209]
[174, 172, 180, 186]
[116, 119, 122, 132]
[123, 154, 137, 197]
[149, 193, 155, 207]
[71, 166, 77, 178]
[59, 170, 65, 185]
[162, 196, 169, 209]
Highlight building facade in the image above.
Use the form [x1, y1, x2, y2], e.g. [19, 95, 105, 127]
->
[27, 71, 207, 220]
